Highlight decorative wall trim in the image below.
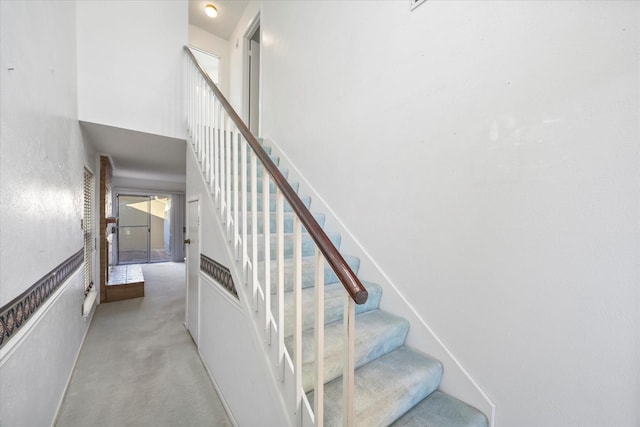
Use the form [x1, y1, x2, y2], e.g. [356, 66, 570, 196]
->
[0, 249, 84, 350]
[200, 254, 238, 299]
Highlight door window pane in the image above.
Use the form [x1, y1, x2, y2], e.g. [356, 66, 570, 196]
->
[117, 194, 173, 264]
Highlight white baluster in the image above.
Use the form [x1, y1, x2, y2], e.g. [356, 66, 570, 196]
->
[241, 137, 248, 276]
[193, 74, 198, 151]
[276, 190, 285, 378]
[187, 62, 192, 136]
[200, 78, 206, 164]
[214, 101, 221, 205]
[315, 250, 325, 425]
[225, 116, 232, 239]
[198, 76, 203, 157]
[191, 64, 195, 138]
[343, 294, 355, 427]
[204, 88, 210, 181]
[263, 171, 271, 335]
[251, 151, 258, 311]
[208, 90, 213, 184]
[186, 61, 191, 135]
[220, 111, 226, 214]
[294, 218, 303, 417]
[233, 130, 239, 259]
[208, 96, 215, 192]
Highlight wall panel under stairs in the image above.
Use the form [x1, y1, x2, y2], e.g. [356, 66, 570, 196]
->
[185, 142, 290, 426]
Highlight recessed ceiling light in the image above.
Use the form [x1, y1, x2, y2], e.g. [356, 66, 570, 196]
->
[205, 4, 218, 18]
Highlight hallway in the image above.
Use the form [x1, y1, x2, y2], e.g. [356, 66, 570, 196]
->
[56, 263, 232, 427]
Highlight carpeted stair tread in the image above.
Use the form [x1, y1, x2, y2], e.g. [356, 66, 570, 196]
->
[285, 309, 409, 393]
[390, 391, 488, 427]
[309, 346, 443, 427]
[280, 281, 382, 337]
[258, 253, 360, 292]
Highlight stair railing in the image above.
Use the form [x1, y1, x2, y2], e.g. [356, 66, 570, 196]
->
[185, 46, 367, 426]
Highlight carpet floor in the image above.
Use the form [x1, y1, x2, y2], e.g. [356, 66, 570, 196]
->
[55, 262, 232, 427]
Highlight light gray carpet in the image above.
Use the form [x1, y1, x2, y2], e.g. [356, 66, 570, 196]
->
[56, 262, 232, 427]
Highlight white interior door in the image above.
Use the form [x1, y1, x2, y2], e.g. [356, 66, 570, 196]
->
[186, 199, 200, 343]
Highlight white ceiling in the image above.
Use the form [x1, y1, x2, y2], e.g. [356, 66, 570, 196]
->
[81, 122, 186, 183]
[189, 0, 249, 40]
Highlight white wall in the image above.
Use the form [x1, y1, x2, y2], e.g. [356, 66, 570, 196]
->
[189, 24, 230, 96]
[228, 1, 640, 426]
[0, 1, 95, 425]
[76, 0, 187, 140]
[185, 145, 289, 426]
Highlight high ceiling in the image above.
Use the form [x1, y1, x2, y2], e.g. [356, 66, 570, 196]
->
[82, 2, 247, 189]
[189, 0, 248, 40]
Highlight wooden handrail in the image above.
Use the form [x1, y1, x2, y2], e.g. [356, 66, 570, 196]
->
[185, 46, 368, 304]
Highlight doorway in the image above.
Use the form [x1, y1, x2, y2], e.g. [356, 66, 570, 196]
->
[116, 194, 173, 264]
[245, 18, 260, 134]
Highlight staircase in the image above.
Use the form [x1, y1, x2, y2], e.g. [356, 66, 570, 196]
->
[248, 143, 487, 427]
[185, 46, 488, 426]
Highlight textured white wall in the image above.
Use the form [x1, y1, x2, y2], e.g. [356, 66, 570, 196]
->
[1, 0, 85, 302]
[0, 1, 94, 425]
[227, 1, 640, 426]
[76, 0, 187, 140]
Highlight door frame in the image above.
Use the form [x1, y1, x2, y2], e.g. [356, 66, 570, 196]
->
[243, 13, 261, 135]
[185, 197, 201, 344]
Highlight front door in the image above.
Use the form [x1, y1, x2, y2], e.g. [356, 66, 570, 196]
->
[186, 199, 200, 344]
